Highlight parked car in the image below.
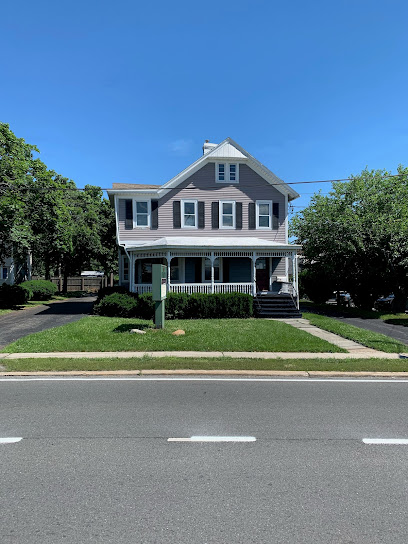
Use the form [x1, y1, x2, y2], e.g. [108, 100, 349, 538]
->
[326, 291, 352, 307]
[374, 294, 394, 310]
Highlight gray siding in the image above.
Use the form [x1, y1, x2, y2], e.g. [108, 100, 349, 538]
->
[118, 163, 287, 243]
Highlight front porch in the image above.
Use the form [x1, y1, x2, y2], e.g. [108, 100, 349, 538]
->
[121, 247, 300, 308]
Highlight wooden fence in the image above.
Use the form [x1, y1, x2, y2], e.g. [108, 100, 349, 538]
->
[32, 275, 114, 292]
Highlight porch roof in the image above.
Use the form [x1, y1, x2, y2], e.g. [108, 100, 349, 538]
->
[122, 236, 301, 252]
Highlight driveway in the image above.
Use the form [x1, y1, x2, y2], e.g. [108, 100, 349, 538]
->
[0, 297, 96, 349]
[333, 315, 408, 346]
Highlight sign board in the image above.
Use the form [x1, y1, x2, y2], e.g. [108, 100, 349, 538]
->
[152, 264, 167, 301]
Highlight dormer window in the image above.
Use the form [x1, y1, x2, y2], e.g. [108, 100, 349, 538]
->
[216, 163, 239, 183]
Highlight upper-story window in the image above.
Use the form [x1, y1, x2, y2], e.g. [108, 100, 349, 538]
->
[216, 163, 239, 183]
[219, 200, 236, 229]
[256, 200, 272, 229]
[181, 200, 197, 228]
[135, 201, 150, 227]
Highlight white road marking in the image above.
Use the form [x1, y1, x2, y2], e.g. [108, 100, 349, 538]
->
[2, 377, 408, 383]
[363, 438, 408, 445]
[168, 436, 256, 442]
[0, 437, 23, 444]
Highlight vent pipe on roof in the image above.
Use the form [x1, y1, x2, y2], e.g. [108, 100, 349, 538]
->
[203, 140, 217, 155]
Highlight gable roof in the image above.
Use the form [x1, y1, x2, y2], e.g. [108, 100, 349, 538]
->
[112, 183, 161, 190]
[158, 138, 299, 201]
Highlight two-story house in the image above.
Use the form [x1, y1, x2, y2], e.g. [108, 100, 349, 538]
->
[108, 138, 301, 313]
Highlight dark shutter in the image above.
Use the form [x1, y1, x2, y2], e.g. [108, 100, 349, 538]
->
[125, 199, 133, 229]
[272, 202, 279, 229]
[198, 201, 205, 229]
[151, 200, 158, 229]
[236, 202, 242, 229]
[211, 202, 219, 229]
[173, 201, 181, 229]
[248, 202, 256, 229]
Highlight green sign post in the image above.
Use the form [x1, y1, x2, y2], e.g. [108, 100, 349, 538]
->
[152, 264, 167, 329]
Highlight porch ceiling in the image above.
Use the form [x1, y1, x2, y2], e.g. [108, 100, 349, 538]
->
[122, 236, 301, 252]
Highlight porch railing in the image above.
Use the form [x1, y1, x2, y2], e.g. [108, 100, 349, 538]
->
[133, 283, 254, 295]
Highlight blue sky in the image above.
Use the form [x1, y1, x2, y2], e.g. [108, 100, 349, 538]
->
[3, 0, 408, 214]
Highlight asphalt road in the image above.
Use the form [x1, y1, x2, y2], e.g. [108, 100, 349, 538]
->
[0, 297, 95, 349]
[2, 377, 408, 543]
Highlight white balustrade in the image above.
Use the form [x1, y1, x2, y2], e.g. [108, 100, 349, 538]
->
[134, 283, 254, 295]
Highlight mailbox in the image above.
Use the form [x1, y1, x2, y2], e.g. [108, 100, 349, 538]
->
[152, 264, 167, 301]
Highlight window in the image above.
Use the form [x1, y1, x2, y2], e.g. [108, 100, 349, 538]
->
[135, 200, 150, 227]
[219, 200, 236, 229]
[181, 200, 197, 228]
[170, 257, 180, 281]
[216, 163, 239, 183]
[2, 267, 8, 280]
[256, 200, 272, 229]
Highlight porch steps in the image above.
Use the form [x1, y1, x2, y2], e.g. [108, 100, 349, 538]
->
[255, 293, 302, 319]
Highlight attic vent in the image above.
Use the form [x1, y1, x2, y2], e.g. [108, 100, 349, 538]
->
[203, 140, 217, 155]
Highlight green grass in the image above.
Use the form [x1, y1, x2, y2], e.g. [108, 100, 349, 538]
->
[1, 316, 345, 354]
[2, 356, 408, 373]
[304, 312, 408, 353]
[0, 309, 12, 316]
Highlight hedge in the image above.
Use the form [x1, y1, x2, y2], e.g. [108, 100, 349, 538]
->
[20, 280, 58, 300]
[93, 291, 253, 319]
[0, 284, 29, 308]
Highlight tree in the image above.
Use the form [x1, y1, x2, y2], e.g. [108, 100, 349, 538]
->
[291, 167, 408, 311]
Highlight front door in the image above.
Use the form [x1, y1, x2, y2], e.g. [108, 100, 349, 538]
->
[256, 258, 269, 291]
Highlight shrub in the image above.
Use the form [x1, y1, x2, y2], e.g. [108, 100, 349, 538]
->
[93, 292, 139, 317]
[96, 285, 130, 302]
[137, 292, 155, 320]
[20, 280, 58, 300]
[0, 284, 29, 308]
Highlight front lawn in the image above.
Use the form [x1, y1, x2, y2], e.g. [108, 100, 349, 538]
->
[1, 316, 345, 353]
[304, 313, 408, 353]
[2, 356, 408, 373]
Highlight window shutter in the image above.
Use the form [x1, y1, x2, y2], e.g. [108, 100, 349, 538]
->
[272, 202, 279, 229]
[198, 201, 205, 229]
[236, 202, 242, 229]
[151, 200, 159, 229]
[125, 199, 133, 229]
[248, 203, 256, 229]
[173, 201, 181, 229]
[211, 202, 219, 229]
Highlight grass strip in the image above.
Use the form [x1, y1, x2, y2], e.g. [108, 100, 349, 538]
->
[2, 356, 408, 373]
[2, 316, 345, 354]
[304, 312, 408, 353]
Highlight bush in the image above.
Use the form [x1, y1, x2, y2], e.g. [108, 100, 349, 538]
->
[20, 280, 58, 300]
[93, 292, 140, 318]
[96, 285, 130, 302]
[94, 291, 253, 319]
[0, 284, 29, 308]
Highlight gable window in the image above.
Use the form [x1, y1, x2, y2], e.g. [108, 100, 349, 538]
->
[256, 200, 272, 229]
[216, 163, 239, 183]
[219, 200, 236, 229]
[134, 200, 150, 227]
[181, 200, 197, 228]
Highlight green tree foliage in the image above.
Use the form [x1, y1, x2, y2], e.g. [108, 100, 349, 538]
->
[291, 167, 408, 311]
[0, 123, 117, 283]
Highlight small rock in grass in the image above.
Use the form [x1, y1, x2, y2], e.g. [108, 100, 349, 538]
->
[130, 328, 146, 334]
[172, 329, 185, 336]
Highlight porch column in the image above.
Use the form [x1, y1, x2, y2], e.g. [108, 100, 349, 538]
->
[251, 252, 257, 296]
[269, 257, 273, 291]
[295, 253, 299, 309]
[128, 253, 134, 293]
[166, 252, 171, 291]
[210, 252, 215, 294]
[132, 255, 137, 293]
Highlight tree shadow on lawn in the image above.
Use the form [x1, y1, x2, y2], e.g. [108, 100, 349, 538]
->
[113, 323, 154, 333]
[383, 317, 408, 328]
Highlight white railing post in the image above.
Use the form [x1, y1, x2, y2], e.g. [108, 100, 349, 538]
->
[210, 252, 215, 294]
[166, 252, 171, 291]
[251, 252, 257, 296]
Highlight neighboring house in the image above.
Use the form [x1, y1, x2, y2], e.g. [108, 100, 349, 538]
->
[108, 138, 301, 311]
[0, 254, 32, 285]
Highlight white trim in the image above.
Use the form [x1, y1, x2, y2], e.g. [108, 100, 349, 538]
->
[285, 194, 288, 243]
[256, 200, 272, 230]
[215, 162, 239, 183]
[181, 199, 198, 229]
[219, 200, 236, 229]
[133, 199, 151, 228]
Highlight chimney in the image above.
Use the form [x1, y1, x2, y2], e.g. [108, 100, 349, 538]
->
[203, 139, 217, 155]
